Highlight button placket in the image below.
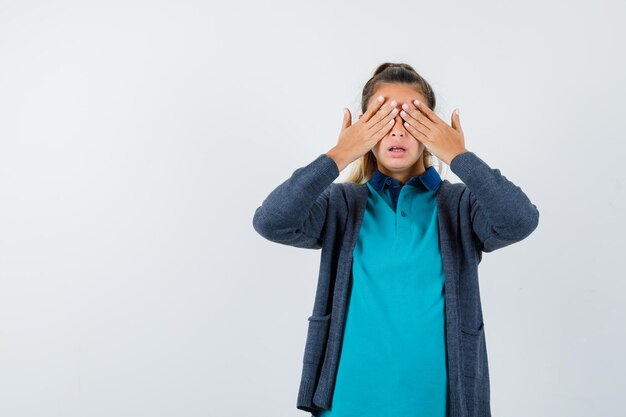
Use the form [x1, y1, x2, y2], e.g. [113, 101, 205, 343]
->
[396, 188, 408, 239]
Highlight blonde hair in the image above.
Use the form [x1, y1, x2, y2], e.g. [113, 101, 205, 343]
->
[343, 62, 446, 185]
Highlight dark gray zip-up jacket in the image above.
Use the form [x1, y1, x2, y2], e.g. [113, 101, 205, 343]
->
[252, 151, 540, 417]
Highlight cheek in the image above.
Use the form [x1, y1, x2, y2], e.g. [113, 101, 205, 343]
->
[372, 141, 384, 156]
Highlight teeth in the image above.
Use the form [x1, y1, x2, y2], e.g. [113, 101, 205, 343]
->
[390, 147, 404, 151]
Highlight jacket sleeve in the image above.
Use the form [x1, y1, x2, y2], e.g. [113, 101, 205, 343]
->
[449, 151, 540, 253]
[252, 153, 340, 249]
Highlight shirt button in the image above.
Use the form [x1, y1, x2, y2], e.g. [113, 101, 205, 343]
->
[385, 178, 391, 185]
[401, 211, 406, 217]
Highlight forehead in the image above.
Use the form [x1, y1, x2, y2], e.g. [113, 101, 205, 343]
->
[370, 82, 426, 106]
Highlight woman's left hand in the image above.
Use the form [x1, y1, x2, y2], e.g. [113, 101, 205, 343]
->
[399, 99, 468, 166]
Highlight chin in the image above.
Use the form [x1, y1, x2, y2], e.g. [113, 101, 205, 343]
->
[382, 154, 419, 164]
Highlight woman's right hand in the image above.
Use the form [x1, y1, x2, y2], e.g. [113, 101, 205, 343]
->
[326, 95, 399, 171]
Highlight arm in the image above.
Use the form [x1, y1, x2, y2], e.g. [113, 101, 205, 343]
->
[450, 151, 540, 253]
[252, 153, 340, 249]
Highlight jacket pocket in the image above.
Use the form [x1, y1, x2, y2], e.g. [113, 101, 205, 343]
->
[303, 313, 332, 365]
[460, 322, 484, 378]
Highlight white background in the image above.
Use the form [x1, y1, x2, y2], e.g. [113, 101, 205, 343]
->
[1, 1, 624, 416]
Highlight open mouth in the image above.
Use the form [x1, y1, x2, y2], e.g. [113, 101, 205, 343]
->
[388, 146, 406, 154]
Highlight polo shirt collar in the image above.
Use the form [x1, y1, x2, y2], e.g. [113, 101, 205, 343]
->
[369, 165, 442, 194]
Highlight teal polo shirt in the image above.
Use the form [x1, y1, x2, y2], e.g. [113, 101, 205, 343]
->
[319, 166, 449, 417]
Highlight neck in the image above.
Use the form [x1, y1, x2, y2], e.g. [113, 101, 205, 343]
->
[378, 157, 426, 185]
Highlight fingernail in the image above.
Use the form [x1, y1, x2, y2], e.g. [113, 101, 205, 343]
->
[414, 99, 420, 106]
[377, 95, 384, 102]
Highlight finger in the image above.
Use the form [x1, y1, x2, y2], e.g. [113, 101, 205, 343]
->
[341, 107, 352, 130]
[403, 119, 429, 143]
[412, 99, 442, 125]
[360, 95, 386, 123]
[371, 105, 399, 135]
[451, 108, 463, 134]
[401, 106, 432, 131]
[367, 99, 398, 130]
[372, 116, 396, 140]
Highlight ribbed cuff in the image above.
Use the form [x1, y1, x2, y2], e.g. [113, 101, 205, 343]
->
[315, 153, 340, 181]
[296, 378, 315, 410]
[449, 151, 482, 180]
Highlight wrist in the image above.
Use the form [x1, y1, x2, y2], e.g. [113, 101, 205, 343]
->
[326, 147, 351, 172]
[448, 148, 469, 165]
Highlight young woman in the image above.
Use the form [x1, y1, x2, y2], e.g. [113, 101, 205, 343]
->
[253, 63, 540, 417]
